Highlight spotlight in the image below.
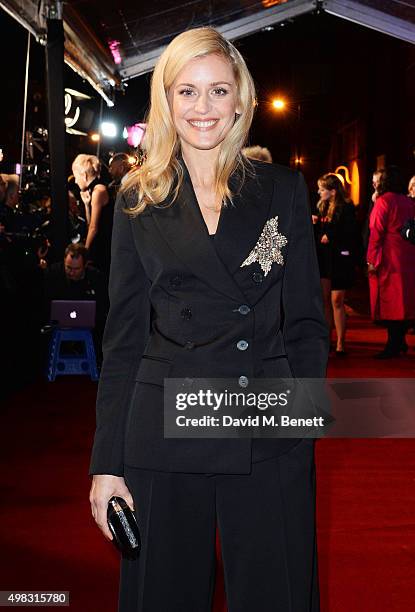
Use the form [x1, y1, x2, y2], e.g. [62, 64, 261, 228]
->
[101, 122, 117, 138]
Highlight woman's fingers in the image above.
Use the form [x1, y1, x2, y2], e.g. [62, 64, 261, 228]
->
[95, 498, 113, 540]
[89, 475, 135, 541]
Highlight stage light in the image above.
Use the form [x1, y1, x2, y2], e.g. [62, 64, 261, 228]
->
[272, 98, 286, 110]
[122, 127, 128, 139]
[101, 122, 117, 138]
[90, 133, 100, 142]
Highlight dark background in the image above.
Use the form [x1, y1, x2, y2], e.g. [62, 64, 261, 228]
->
[1, 8, 414, 204]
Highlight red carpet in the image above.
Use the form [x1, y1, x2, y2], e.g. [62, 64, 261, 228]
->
[1, 312, 415, 611]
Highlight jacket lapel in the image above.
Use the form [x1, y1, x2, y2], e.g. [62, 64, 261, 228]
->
[214, 167, 274, 274]
[151, 170, 245, 302]
[149, 162, 274, 303]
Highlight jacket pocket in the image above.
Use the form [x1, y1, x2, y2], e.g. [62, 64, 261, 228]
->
[261, 355, 293, 378]
[134, 355, 173, 387]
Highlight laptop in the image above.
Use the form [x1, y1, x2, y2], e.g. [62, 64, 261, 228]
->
[50, 300, 96, 329]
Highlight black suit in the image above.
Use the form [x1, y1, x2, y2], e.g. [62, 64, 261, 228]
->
[89, 160, 329, 611]
[90, 160, 328, 475]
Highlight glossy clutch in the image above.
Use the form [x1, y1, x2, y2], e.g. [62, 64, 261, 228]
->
[107, 496, 141, 559]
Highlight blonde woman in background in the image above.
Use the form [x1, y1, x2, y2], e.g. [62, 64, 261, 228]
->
[72, 154, 113, 278]
[89, 27, 328, 611]
[242, 144, 273, 162]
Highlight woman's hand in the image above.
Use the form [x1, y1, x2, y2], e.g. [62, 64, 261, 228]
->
[80, 190, 92, 207]
[367, 262, 377, 274]
[320, 234, 329, 244]
[311, 214, 318, 225]
[89, 474, 135, 541]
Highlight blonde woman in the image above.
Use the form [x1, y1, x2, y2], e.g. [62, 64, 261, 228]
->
[89, 27, 328, 611]
[72, 154, 113, 278]
[242, 144, 273, 162]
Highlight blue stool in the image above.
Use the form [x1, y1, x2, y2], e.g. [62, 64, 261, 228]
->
[47, 328, 99, 382]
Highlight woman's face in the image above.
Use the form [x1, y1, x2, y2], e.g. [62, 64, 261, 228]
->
[169, 53, 240, 155]
[408, 177, 415, 198]
[318, 182, 335, 201]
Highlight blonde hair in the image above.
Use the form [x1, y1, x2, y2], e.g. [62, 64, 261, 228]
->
[124, 27, 257, 215]
[72, 154, 101, 179]
[242, 145, 272, 163]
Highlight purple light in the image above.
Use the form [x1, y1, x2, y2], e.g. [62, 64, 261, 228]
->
[127, 123, 146, 148]
[108, 40, 122, 65]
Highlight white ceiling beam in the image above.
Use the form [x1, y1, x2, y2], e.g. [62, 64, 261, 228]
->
[324, 0, 415, 45]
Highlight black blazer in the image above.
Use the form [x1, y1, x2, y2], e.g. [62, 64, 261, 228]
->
[89, 160, 329, 475]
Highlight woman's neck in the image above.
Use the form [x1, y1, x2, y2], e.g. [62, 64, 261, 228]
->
[181, 146, 218, 189]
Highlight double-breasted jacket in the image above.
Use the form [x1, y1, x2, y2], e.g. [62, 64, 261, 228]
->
[89, 160, 329, 475]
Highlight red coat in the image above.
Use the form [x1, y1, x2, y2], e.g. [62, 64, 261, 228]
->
[367, 192, 415, 320]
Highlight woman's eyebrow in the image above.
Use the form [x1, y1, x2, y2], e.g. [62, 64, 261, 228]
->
[176, 81, 233, 87]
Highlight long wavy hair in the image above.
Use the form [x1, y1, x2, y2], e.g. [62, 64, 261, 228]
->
[317, 173, 350, 221]
[123, 27, 257, 215]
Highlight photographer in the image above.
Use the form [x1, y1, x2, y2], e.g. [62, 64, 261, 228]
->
[43, 243, 109, 364]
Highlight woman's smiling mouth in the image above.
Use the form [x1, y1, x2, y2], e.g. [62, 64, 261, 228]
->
[187, 119, 219, 130]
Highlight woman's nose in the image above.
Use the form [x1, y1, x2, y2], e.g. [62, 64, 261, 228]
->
[194, 92, 210, 114]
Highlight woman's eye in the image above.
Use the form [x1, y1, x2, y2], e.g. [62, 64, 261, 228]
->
[179, 89, 195, 96]
[212, 87, 228, 96]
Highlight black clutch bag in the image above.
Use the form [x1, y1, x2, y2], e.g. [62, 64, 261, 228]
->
[107, 496, 141, 559]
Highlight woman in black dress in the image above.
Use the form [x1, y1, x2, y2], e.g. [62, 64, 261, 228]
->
[72, 154, 113, 279]
[316, 173, 357, 354]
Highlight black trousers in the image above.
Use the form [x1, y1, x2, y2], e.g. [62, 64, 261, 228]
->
[119, 438, 319, 612]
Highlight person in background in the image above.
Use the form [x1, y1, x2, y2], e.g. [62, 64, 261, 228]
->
[242, 145, 272, 163]
[109, 153, 133, 184]
[407, 175, 415, 200]
[108, 153, 134, 200]
[316, 173, 358, 355]
[0, 174, 8, 204]
[362, 169, 382, 253]
[367, 166, 415, 357]
[72, 154, 114, 280]
[43, 243, 108, 364]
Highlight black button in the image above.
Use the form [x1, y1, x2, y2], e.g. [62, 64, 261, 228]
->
[252, 272, 263, 283]
[180, 307, 192, 320]
[238, 305, 251, 315]
[184, 341, 195, 350]
[169, 275, 182, 288]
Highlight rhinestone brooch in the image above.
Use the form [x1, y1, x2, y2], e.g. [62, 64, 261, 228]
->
[240, 216, 288, 276]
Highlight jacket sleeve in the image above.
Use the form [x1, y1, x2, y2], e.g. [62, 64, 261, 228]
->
[367, 196, 389, 269]
[281, 172, 329, 378]
[89, 192, 151, 476]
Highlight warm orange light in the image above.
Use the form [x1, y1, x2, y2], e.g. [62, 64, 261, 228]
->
[128, 155, 137, 165]
[90, 133, 100, 142]
[262, 0, 288, 7]
[350, 161, 360, 205]
[272, 98, 286, 110]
